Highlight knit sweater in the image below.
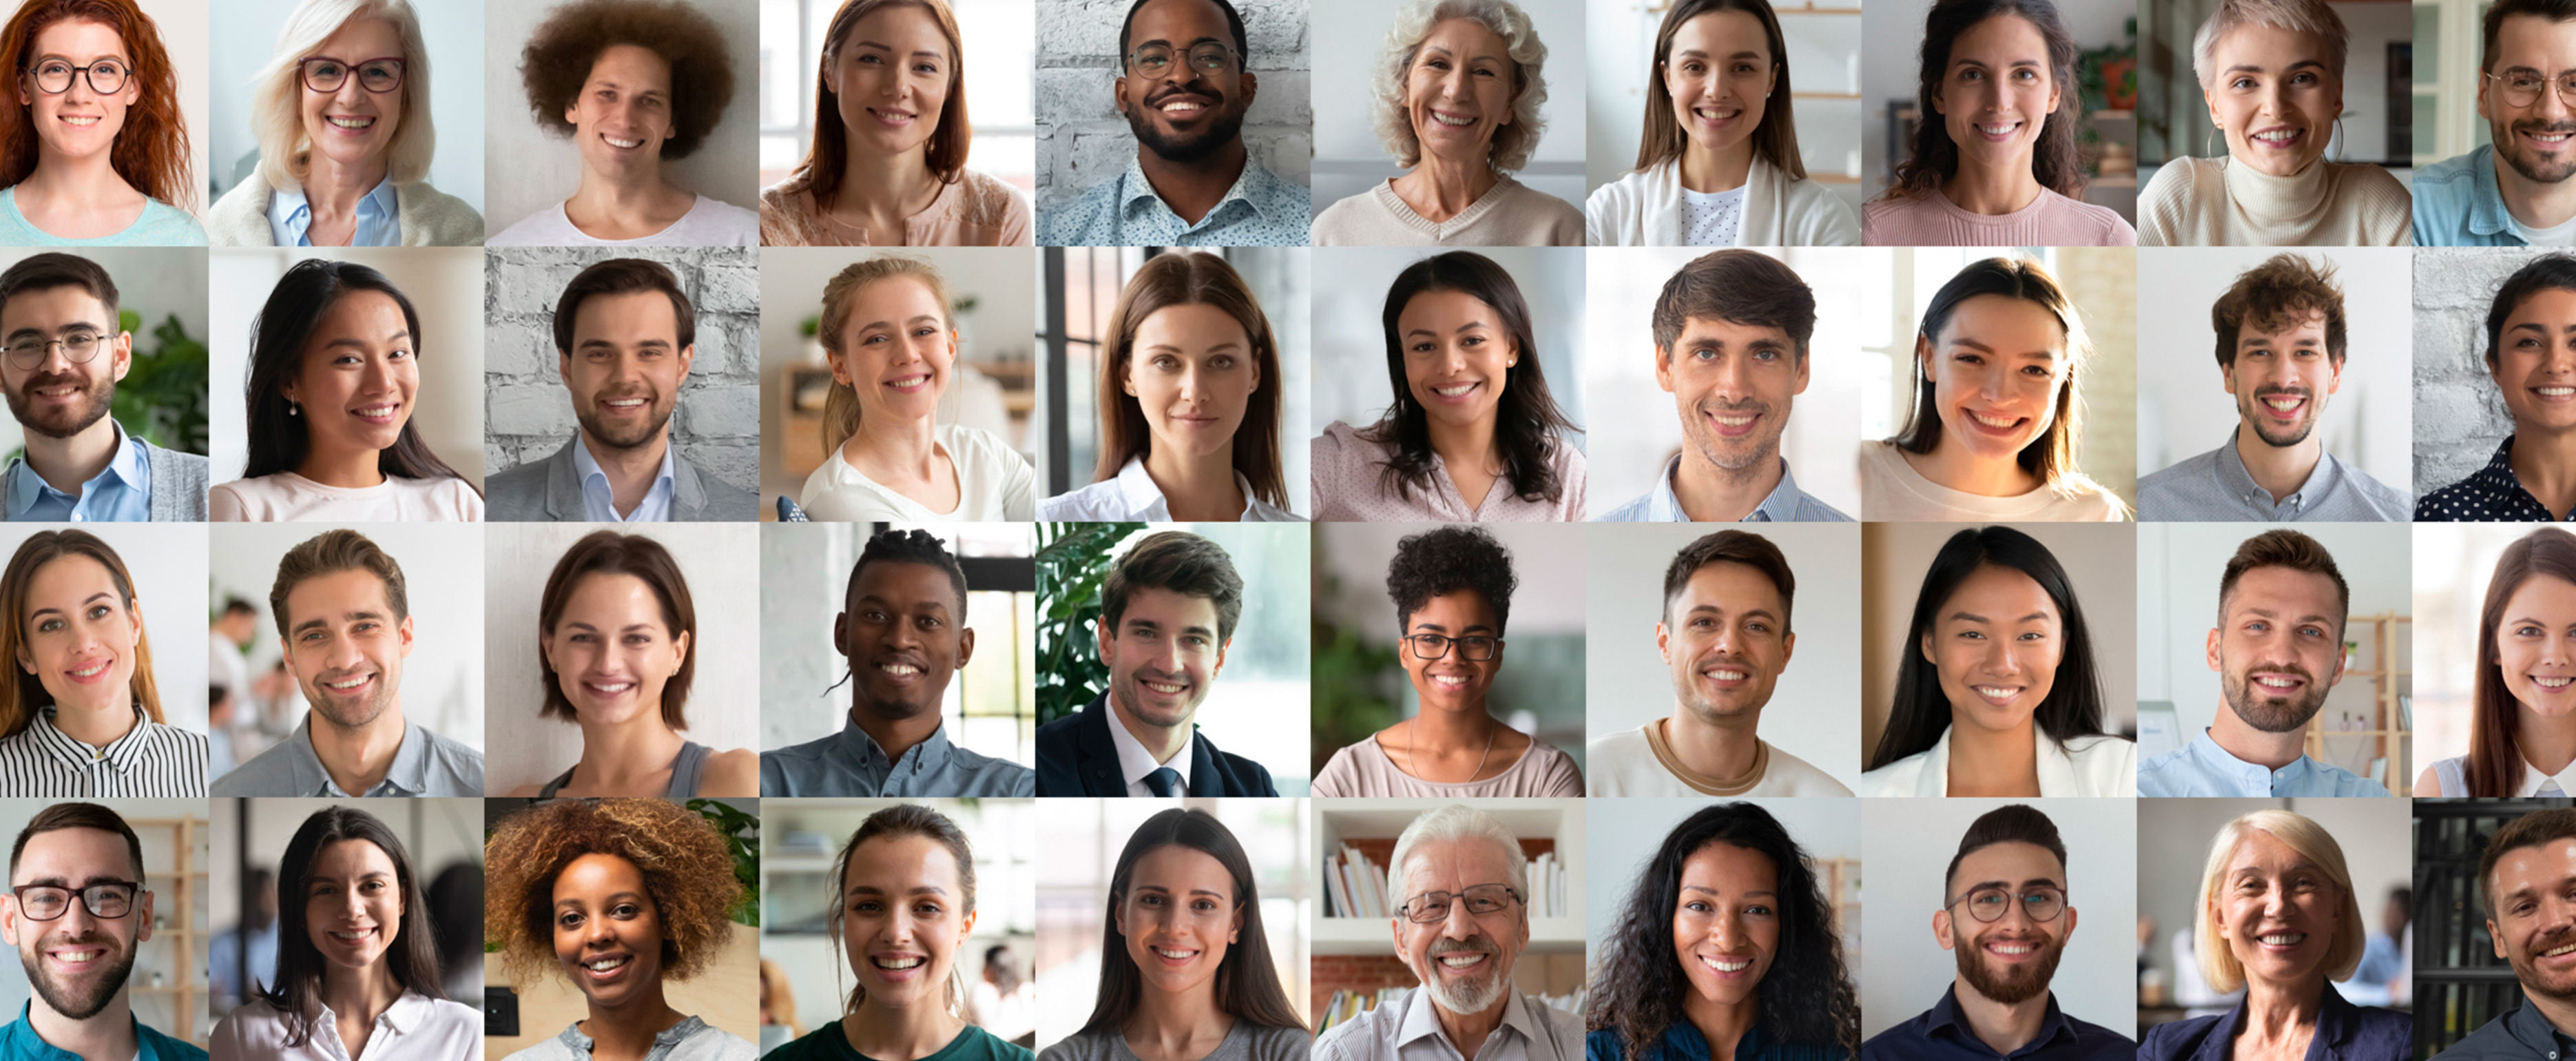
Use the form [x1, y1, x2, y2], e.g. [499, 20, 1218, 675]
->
[206, 172, 484, 246]
[1585, 156, 1859, 246]
[1311, 175, 1583, 246]
[1862, 185, 2135, 246]
[2137, 155, 2413, 246]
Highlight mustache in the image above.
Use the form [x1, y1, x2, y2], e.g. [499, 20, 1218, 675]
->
[1147, 85, 1225, 107]
[2241, 661, 2316, 686]
[2515, 119, 2576, 135]
[16, 370, 86, 392]
[1426, 936, 1495, 956]
[2252, 384, 2312, 400]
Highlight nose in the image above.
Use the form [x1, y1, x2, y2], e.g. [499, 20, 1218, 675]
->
[324, 634, 364, 673]
[1709, 911, 1742, 951]
[1984, 637, 2023, 676]
[362, 356, 396, 393]
[1710, 622, 1740, 655]
[34, 341, 70, 374]
[1435, 898, 1479, 939]
[331, 74, 366, 109]
[1175, 361, 1204, 402]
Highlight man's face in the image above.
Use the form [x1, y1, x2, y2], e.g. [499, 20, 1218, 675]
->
[1392, 838, 1528, 1020]
[1113, 0, 1255, 163]
[1659, 560, 1794, 725]
[3, 827, 147, 1022]
[1936, 841, 2073, 1007]
[218, 610, 256, 646]
[2223, 310, 2341, 449]
[2205, 566, 2345, 734]
[0, 285, 126, 441]
[1656, 316, 1808, 477]
[2481, 14, 2576, 186]
[1096, 586, 1227, 733]
[838, 560, 974, 722]
[563, 289, 693, 453]
[2491, 836, 2576, 1002]
[282, 568, 413, 732]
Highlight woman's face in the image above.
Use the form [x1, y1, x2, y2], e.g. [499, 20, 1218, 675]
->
[831, 276, 954, 430]
[825, 4, 951, 160]
[297, 17, 406, 176]
[1124, 302, 1258, 464]
[1662, 10, 1774, 158]
[1114, 844, 1239, 1000]
[1399, 590, 1503, 714]
[283, 290, 417, 462]
[1918, 293, 2068, 466]
[2499, 573, 2576, 719]
[551, 852, 667, 1009]
[1399, 289, 1515, 436]
[1920, 563, 2063, 737]
[1670, 842, 1779, 1013]
[18, 19, 137, 163]
[1403, 17, 1515, 167]
[564, 43, 674, 178]
[305, 838, 401, 976]
[14, 554, 137, 717]
[841, 834, 974, 1011]
[2213, 828, 2340, 991]
[2492, 287, 2576, 435]
[543, 573, 689, 730]
[1932, 14, 2059, 179]
[2203, 23, 2340, 178]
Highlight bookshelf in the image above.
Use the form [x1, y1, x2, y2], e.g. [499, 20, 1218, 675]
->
[127, 814, 208, 1047]
[1313, 801, 1586, 956]
[2303, 612, 2411, 792]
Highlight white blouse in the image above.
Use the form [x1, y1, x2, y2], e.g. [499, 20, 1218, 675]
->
[1859, 728, 2137, 797]
[211, 991, 479, 1061]
[209, 473, 483, 522]
[798, 423, 1035, 521]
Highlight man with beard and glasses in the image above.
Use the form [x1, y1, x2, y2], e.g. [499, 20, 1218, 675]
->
[486, 257, 756, 522]
[211, 529, 482, 796]
[762, 528, 1033, 796]
[1586, 530, 1850, 795]
[2434, 807, 2576, 1061]
[1035, 0, 1311, 247]
[1599, 251, 1852, 523]
[1862, 805, 2131, 1061]
[1314, 804, 1581, 1061]
[2137, 529, 2389, 796]
[0, 254, 205, 522]
[0, 802, 202, 1061]
[2418, 0, 2576, 245]
[2138, 255, 2407, 521]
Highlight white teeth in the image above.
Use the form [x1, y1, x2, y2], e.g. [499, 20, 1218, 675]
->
[1700, 955, 1751, 972]
[1160, 101, 1202, 113]
[1707, 669, 1747, 681]
[873, 955, 922, 969]
[353, 404, 395, 418]
[1437, 953, 1486, 967]
[2536, 132, 2573, 143]
[586, 681, 634, 694]
[57, 116, 96, 127]
[2253, 129, 2300, 142]
[1712, 415, 1754, 426]
[2256, 676, 2300, 688]
[2542, 387, 2576, 398]
[1153, 947, 1195, 959]
[2539, 677, 2575, 689]
[1975, 686, 2017, 699]
[2262, 397, 2303, 409]
[1970, 411, 2019, 429]
[1432, 382, 1476, 397]
[1990, 943, 2035, 954]
[54, 949, 98, 962]
[584, 954, 628, 971]
[1431, 674, 1468, 687]
[2545, 941, 2576, 957]
[324, 675, 368, 690]
[2258, 932, 2305, 945]
[1977, 123, 2016, 135]
[605, 136, 644, 149]
[326, 116, 373, 128]
[67, 662, 105, 678]
[604, 398, 645, 408]
[1693, 107, 1741, 121]
[877, 663, 920, 675]
[1143, 679, 1185, 694]
[1430, 110, 1476, 127]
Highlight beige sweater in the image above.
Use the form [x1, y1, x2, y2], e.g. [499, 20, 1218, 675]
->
[2138, 155, 2413, 246]
[1311, 174, 1583, 245]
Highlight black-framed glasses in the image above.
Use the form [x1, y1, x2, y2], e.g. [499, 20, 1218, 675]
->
[1406, 632, 1499, 661]
[5, 333, 105, 371]
[1398, 883, 1521, 923]
[12, 880, 138, 921]
[1125, 43, 1238, 76]
[300, 56, 404, 95]
[2488, 68, 2576, 110]
[1946, 884, 2067, 924]
[25, 59, 126, 96]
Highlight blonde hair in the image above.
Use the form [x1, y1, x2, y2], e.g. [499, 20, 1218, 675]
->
[252, 0, 435, 192]
[1372, 0, 1550, 172]
[2193, 810, 2367, 993]
[2190, 0, 2349, 90]
[817, 256, 955, 456]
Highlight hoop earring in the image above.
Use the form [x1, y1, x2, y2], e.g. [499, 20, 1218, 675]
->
[2204, 123, 2221, 158]
[2333, 115, 2346, 160]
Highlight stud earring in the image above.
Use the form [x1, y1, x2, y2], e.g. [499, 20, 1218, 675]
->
[287, 401, 299, 417]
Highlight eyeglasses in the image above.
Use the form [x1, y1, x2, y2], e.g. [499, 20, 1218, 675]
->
[24, 58, 126, 96]
[1946, 884, 2067, 924]
[1398, 883, 1521, 923]
[4, 333, 106, 371]
[1125, 43, 1238, 77]
[300, 56, 404, 95]
[1405, 633, 1500, 661]
[12, 880, 138, 921]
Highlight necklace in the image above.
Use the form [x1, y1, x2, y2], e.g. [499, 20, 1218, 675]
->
[1404, 717, 1494, 784]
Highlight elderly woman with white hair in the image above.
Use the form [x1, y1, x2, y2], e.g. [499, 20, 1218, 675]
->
[207, 0, 482, 245]
[2136, 0, 2410, 245]
[1309, 0, 1583, 246]
[2136, 810, 2411, 1061]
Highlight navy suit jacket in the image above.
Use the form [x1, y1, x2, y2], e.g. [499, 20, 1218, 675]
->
[1035, 692, 1279, 796]
[2141, 984, 2409, 1061]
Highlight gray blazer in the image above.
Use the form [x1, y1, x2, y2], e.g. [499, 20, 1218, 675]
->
[0, 438, 207, 521]
[486, 437, 754, 522]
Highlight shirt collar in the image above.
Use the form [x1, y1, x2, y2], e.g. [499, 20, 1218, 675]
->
[7, 422, 145, 517]
[571, 432, 677, 495]
[1396, 987, 1538, 1052]
[290, 714, 432, 796]
[1112, 455, 1268, 520]
[1924, 985, 2073, 1056]
[3, 1002, 157, 1061]
[2473, 145, 2518, 238]
[2212, 426, 2341, 512]
[2518, 755, 2576, 796]
[1648, 456, 1810, 522]
[268, 176, 399, 242]
[24, 704, 152, 772]
[1116, 155, 1278, 225]
[1104, 700, 1192, 789]
[2186, 729, 2319, 793]
[835, 714, 956, 773]
[555, 1014, 709, 1059]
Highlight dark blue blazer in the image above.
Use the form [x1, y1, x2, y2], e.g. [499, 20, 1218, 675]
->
[2139, 985, 2411, 1061]
[1033, 692, 1279, 796]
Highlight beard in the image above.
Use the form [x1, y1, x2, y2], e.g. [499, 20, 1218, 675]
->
[307, 674, 395, 731]
[1951, 923, 2063, 1006]
[577, 387, 671, 451]
[1675, 655, 1760, 723]
[3, 369, 113, 440]
[2519, 924, 2576, 1001]
[2496, 116, 2576, 185]
[1125, 92, 1246, 163]
[2238, 387, 2318, 448]
[21, 930, 132, 1020]
[2224, 659, 2327, 733]
[1685, 398, 1781, 476]
[1417, 935, 1508, 1015]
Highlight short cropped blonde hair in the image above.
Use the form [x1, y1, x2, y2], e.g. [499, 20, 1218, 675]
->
[252, 0, 435, 192]
[1372, 0, 1549, 172]
[2190, 0, 2349, 90]
[2194, 810, 2367, 993]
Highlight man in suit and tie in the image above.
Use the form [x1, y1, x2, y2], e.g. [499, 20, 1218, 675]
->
[1036, 529, 1278, 796]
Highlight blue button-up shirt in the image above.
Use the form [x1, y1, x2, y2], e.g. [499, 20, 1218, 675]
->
[1039, 155, 1311, 247]
[2415, 145, 2531, 247]
[2137, 729, 2389, 796]
[5, 422, 149, 522]
[267, 176, 400, 247]
[209, 715, 484, 796]
[0, 1002, 205, 1061]
[571, 433, 676, 522]
[2137, 429, 2409, 521]
[760, 718, 1035, 796]
[1595, 456, 1854, 522]
[1860, 987, 2132, 1061]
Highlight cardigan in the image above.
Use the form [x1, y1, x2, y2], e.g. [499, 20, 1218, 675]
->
[1311, 175, 1583, 246]
[1861, 185, 2135, 246]
[206, 172, 484, 246]
[1585, 156, 1859, 246]
[2138, 155, 2413, 247]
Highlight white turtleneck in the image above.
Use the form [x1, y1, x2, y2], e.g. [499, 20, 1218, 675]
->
[2137, 154, 2413, 246]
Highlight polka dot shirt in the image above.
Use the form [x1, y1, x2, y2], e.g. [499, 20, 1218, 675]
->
[1680, 184, 1746, 247]
[2417, 436, 2572, 521]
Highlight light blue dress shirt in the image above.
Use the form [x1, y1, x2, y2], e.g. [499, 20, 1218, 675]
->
[2137, 729, 2389, 796]
[1039, 156, 1311, 247]
[571, 434, 676, 522]
[2136, 428, 2410, 521]
[5, 422, 149, 522]
[2413, 145, 2529, 247]
[266, 176, 401, 247]
[760, 719, 1035, 796]
[209, 715, 484, 796]
[1595, 455, 1853, 522]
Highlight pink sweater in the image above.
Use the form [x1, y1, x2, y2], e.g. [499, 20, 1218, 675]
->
[1862, 185, 2136, 246]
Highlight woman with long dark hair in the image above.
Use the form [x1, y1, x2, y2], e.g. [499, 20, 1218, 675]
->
[1312, 251, 1585, 520]
[1041, 808, 1308, 1061]
[2420, 527, 2576, 796]
[1860, 525, 2133, 796]
[209, 806, 475, 1061]
[0, 529, 202, 796]
[1586, 803, 1856, 1061]
[0, 0, 203, 245]
[210, 258, 480, 520]
[1860, 0, 2132, 246]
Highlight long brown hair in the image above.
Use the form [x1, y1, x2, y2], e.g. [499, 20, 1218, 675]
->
[1879, 0, 2084, 202]
[828, 804, 977, 1014]
[0, 530, 160, 736]
[0, 0, 193, 209]
[1077, 808, 1307, 1036]
[1889, 257, 2106, 503]
[793, 0, 973, 208]
[1632, 0, 1804, 180]
[1090, 251, 1287, 509]
[2469, 528, 2576, 796]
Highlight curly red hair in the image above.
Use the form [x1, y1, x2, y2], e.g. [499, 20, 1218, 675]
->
[0, 0, 193, 208]
[484, 799, 741, 989]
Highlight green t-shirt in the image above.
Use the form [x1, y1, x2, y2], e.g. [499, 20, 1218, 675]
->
[765, 1024, 1032, 1061]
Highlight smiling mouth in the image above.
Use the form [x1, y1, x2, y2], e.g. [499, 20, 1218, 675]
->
[869, 107, 916, 125]
[583, 954, 631, 972]
[1141, 678, 1188, 696]
[2544, 940, 2576, 958]
[329, 928, 376, 944]
[2253, 674, 2305, 693]
[1431, 382, 1479, 398]
[1700, 955, 1751, 973]
[877, 662, 922, 677]
[1692, 106, 1741, 123]
[2261, 395, 2305, 412]
[1969, 411, 2024, 430]
[1159, 99, 1207, 114]
[583, 678, 636, 697]
[884, 373, 932, 392]
[326, 116, 375, 130]
[66, 661, 106, 679]
[1152, 946, 1197, 960]
[31, 382, 80, 400]
[2257, 931, 2307, 947]
[601, 397, 647, 412]
[603, 134, 645, 150]
[1975, 121, 2019, 138]
[1704, 667, 1748, 682]
[322, 674, 373, 692]
[1430, 674, 1471, 689]
[872, 955, 924, 970]
[2539, 387, 2576, 401]
[1429, 109, 1477, 127]
[56, 116, 98, 127]
[1973, 685, 2022, 705]
[48, 947, 103, 964]
[351, 403, 399, 423]
[2538, 676, 2575, 690]
[1436, 952, 1490, 970]
[2251, 128, 2304, 146]
[1986, 940, 2037, 956]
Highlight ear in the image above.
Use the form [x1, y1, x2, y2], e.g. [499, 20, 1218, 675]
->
[1247, 349, 1262, 395]
[1655, 621, 1672, 665]
[827, 345, 854, 387]
[2493, 918, 2509, 960]
[2326, 633, 2348, 687]
[1094, 615, 1116, 666]
[1240, 70, 1258, 105]
[1114, 72, 1133, 118]
[678, 343, 696, 378]
[2326, 353, 2345, 395]
[669, 628, 692, 676]
[2478, 74, 2496, 123]
[1930, 79, 1946, 116]
[2061, 905, 2077, 940]
[1654, 345, 1678, 394]
[958, 906, 977, 942]
[1933, 907, 1955, 949]
[2205, 626, 2223, 673]
[957, 626, 976, 668]
[134, 889, 152, 942]
[1920, 629, 1934, 665]
[396, 614, 415, 657]
[109, 332, 131, 383]
[2219, 353, 2238, 396]
[1780, 629, 1796, 668]
[1792, 349, 1811, 395]
[1229, 900, 1244, 943]
[2045, 77, 2060, 114]
[1211, 637, 1232, 679]
[0, 893, 17, 947]
[14, 641, 30, 677]
[834, 612, 851, 657]
[565, 99, 581, 127]
[2204, 86, 2220, 128]
[1915, 332, 1937, 378]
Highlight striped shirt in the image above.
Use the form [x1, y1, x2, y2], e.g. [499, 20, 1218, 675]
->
[0, 704, 206, 796]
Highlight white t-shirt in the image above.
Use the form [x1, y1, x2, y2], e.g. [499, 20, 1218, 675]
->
[210, 472, 483, 522]
[1680, 184, 1747, 247]
[799, 423, 1035, 521]
[484, 195, 758, 247]
[1586, 724, 1851, 796]
[1858, 442, 2127, 522]
[2512, 209, 2576, 247]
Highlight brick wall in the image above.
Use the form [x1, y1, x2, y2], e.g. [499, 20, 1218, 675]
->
[1032, 0, 1313, 213]
[2416, 248, 2544, 492]
[481, 247, 763, 497]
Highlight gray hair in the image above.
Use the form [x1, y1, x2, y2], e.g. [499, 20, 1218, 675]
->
[252, 0, 437, 192]
[1371, 0, 1550, 172]
[1386, 803, 1528, 912]
[2190, 0, 2349, 90]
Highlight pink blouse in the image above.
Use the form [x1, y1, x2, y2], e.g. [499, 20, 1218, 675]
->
[1309, 420, 1588, 522]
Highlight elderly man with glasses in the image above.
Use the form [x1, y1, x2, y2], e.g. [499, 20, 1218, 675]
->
[0, 253, 205, 522]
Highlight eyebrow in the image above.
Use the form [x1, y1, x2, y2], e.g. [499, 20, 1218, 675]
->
[320, 332, 409, 351]
[1132, 883, 1231, 899]
[1947, 610, 2053, 624]
[1681, 885, 1778, 898]
[851, 39, 948, 61]
[2224, 59, 2325, 76]
[2509, 321, 2576, 336]
[576, 336, 674, 351]
[1123, 617, 1217, 640]
[28, 592, 114, 622]
[1948, 336, 2057, 361]
[291, 609, 388, 637]
[1130, 35, 1227, 51]
[1405, 321, 1492, 339]
[1142, 338, 1245, 353]
[14, 874, 129, 889]
[556, 890, 647, 907]
[1408, 620, 1498, 635]
[562, 620, 663, 635]
[2, 322, 102, 343]
[1687, 604, 1779, 624]
[1672, 48, 1768, 63]
[858, 315, 945, 333]
[847, 883, 951, 896]
[1961, 876, 2063, 892]
[856, 592, 952, 616]
[2234, 605, 2332, 626]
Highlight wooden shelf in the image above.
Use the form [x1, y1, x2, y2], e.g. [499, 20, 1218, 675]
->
[2305, 612, 2410, 793]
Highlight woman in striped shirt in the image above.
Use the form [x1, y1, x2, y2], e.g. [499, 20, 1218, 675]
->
[0, 529, 205, 795]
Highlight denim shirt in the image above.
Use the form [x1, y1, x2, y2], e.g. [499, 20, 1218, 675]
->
[1039, 155, 1311, 247]
[2416, 146, 2530, 247]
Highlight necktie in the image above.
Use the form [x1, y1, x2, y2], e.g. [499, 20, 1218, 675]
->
[1145, 767, 1181, 796]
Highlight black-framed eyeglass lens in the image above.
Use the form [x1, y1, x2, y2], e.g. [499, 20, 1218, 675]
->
[26, 59, 127, 96]
[12, 881, 138, 921]
[1949, 885, 2066, 923]
[1406, 633, 1499, 661]
[300, 57, 404, 94]
[1125, 43, 1237, 76]
[5, 334, 104, 371]
[1399, 883, 1521, 923]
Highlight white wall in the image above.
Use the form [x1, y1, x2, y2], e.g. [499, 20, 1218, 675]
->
[1582, 797, 1862, 971]
[205, 0, 486, 211]
[1311, 247, 1584, 457]
[1308, 0, 1587, 211]
[2134, 797, 2411, 992]
[2410, 524, 2520, 779]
